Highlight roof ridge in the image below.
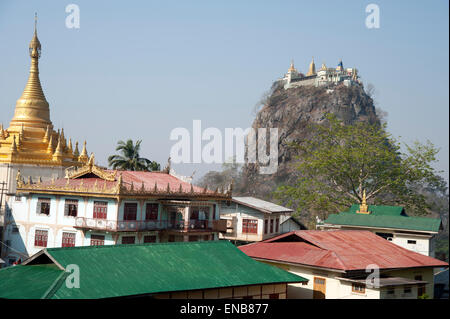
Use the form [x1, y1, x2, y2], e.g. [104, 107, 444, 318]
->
[46, 240, 227, 252]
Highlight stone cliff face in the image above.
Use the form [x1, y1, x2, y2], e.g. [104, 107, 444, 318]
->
[240, 82, 379, 198]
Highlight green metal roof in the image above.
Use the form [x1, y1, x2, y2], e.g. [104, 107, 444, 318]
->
[347, 204, 406, 216]
[0, 264, 63, 299]
[324, 205, 442, 233]
[0, 241, 306, 299]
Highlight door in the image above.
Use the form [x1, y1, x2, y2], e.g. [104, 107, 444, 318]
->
[313, 277, 326, 299]
[169, 211, 177, 228]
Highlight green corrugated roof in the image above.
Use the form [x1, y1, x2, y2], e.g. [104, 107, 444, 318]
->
[324, 205, 442, 233]
[0, 264, 63, 299]
[347, 204, 406, 216]
[0, 241, 306, 299]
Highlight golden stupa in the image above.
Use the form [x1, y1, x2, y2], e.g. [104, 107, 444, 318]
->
[0, 16, 87, 167]
[306, 57, 316, 76]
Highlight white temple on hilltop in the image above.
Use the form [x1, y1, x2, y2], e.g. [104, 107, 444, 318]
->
[280, 57, 361, 89]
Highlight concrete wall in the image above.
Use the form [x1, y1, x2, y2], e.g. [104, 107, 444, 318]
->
[219, 202, 284, 242]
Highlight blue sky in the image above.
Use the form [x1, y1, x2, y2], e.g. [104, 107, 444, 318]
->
[0, 0, 448, 182]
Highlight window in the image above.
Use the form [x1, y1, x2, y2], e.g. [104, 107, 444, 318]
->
[270, 219, 274, 233]
[62, 232, 75, 247]
[375, 232, 393, 240]
[264, 219, 268, 234]
[352, 283, 366, 294]
[121, 236, 135, 244]
[386, 288, 395, 295]
[190, 209, 199, 220]
[407, 240, 417, 245]
[145, 203, 158, 220]
[191, 206, 209, 220]
[144, 235, 156, 243]
[15, 195, 22, 202]
[415, 275, 426, 297]
[269, 293, 279, 299]
[11, 225, 19, 233]
[275, 218, 279, 233]
[189, 236, 198, 242]
[93, 201, 108, 219]
[34, 229, 48, 247]
[124, 203, 137, 220]
[242, 219, 258, 234]
[203, 235, 210, 241]
[37, 198, 50, 215]
[90, 234, 105, 246]
[168, 235, 175, 242]
[64, 199, 78, 217]
[404, 287, 412, 294]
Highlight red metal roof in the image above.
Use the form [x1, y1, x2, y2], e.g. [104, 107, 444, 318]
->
[36, 170, 215, 194]
[239, 230, 448, 271]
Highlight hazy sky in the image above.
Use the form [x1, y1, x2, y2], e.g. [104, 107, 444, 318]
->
[0, 0, 448, 183]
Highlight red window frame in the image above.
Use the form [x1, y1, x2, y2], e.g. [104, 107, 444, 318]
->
[93, 201, 108, 219]
[121, 236, 135, 244]
[90, 234, 105, 246]
[124, 203, 137, 221]
[145, 203, 158, 220]
[242, 219, 258, 234]
[62, 232, 75, 247]
[143, 235, 156, 243]
[34, 229, 48, 247]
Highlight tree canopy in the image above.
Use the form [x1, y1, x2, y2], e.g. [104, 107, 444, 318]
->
[274, 114, 446, 218]
[108, 139, 160, 171]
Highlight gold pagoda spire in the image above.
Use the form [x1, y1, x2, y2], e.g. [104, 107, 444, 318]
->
[46, 134, 54, 154]
[288, 59, 297, 73]
[78, 141, 88, 163]
[10, 13, 51, 130]
[10, 136, 18, 154]
[73, 141, 80, 157]
[52, 135, 64, 161]
[357, 189, 370, 214]
[306, 57, 316, 76]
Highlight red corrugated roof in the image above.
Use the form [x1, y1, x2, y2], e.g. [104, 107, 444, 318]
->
[239, 230, 448, 271]
[38, 170, 214, 194]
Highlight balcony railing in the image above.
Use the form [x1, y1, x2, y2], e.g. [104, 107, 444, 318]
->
[74, 217, 227, 232]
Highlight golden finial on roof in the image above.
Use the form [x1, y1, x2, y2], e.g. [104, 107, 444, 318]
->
[357, 189, 370, 214]
[46, 134, 54, 153]
[10, 13, 50, 130]
[11, 136, 18, 154]
[43, 125, 50, 142]
[67, 138, 73, 154]
[288, 59, 296, 73]
[52, 135, 64, 160]
[73, 141, 80, 157]
[16, 169, 22, 185]
[306, 56, 316, 76]
[321, 62, 327, 71]
[88, 153, 95, 166]
[79, 141, 88, 163]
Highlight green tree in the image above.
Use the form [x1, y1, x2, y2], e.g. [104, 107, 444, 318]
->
[108, 139, 160, 171]
[274, 114, 446, 219]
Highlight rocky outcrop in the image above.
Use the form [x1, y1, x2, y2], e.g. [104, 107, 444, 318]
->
[240, 82, 379, 198]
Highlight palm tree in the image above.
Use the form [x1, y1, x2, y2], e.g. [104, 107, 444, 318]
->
[108, 139, 160, 171]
